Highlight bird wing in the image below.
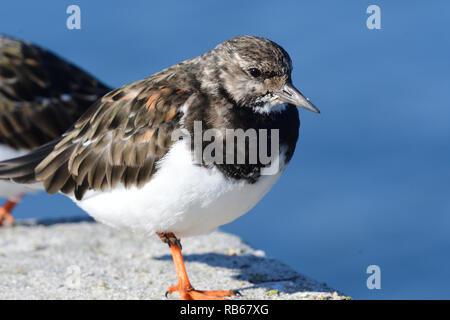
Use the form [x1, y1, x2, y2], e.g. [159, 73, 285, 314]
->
[0, 35, 111, 149]
[0, 77, 192, 200]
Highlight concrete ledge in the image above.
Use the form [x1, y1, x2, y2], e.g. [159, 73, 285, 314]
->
[0, 218, 346, 300]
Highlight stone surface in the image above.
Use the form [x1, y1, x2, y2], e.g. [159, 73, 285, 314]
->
[0, 218, 345, 300]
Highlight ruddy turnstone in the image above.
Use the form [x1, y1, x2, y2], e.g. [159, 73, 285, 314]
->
[0, 35, 110, 225]
[0, 35, 319, 299]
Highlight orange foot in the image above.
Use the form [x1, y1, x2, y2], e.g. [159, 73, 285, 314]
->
[167, 284, 237, 300]
[0, 205, 15, 226]
[157, 232, 240, 300]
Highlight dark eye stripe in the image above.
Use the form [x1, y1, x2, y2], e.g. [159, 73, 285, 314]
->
[266, 71, 281, 78]
[248, 68, 284, 79]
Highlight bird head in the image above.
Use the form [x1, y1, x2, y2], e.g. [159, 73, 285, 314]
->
[205, 35, 319, 114]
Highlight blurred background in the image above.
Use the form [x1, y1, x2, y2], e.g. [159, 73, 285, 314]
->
[1, 0, 449, 299]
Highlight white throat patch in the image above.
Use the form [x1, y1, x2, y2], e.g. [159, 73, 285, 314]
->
[253, 101, 287, 114]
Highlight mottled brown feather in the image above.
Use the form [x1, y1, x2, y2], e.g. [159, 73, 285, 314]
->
[0, 35, 111, 150]
[27, 78, 190, 199]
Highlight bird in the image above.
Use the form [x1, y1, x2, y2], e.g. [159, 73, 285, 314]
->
[0, 35, 111, 225]
[0, 35, 319, 299]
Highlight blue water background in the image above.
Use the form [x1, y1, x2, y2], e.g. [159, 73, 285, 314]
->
[1, 1, 449, 299]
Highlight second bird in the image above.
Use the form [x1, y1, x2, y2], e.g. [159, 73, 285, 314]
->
[0, 35, 111, 225]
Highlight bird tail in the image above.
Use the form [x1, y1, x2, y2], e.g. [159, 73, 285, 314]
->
[0, 140, 58, 184]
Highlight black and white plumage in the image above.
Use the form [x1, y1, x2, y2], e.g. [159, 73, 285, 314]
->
[0, 36, 319, 298]
[0, 35, 111, 223]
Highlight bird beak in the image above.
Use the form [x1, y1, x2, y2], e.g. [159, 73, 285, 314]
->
[276, 82, 320, 113]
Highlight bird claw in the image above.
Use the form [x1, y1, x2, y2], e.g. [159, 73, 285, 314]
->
[0, 209, 14, 227]
[166, 284, 236, 300]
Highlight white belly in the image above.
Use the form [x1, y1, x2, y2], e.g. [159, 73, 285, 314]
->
[74, 141, 285, 237]
[0, 144, 38, 200]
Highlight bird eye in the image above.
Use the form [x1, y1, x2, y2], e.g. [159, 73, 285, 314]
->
[248, 68, 261, 78]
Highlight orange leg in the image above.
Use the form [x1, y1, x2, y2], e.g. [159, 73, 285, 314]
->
[0, 197, 21, 227]
[157, 232, 237, 300]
